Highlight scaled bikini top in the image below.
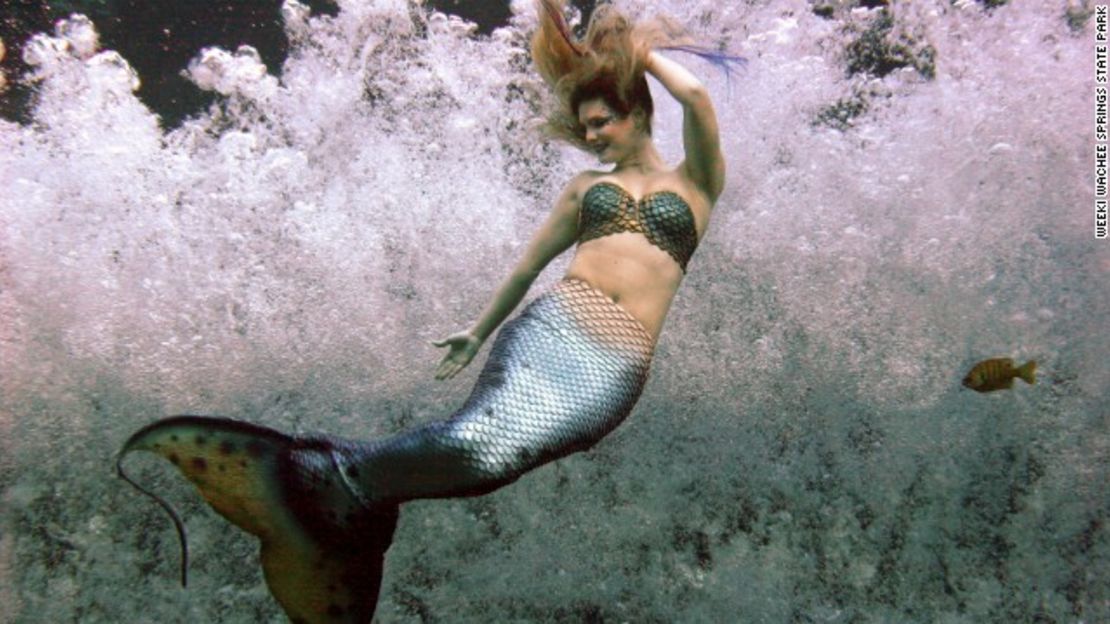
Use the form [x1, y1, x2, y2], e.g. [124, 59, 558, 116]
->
[577, 181, 700, 272]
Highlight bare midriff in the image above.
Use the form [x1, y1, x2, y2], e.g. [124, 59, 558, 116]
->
[564, 232, 685, 343]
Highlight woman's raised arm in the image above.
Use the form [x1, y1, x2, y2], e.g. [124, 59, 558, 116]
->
[645, 51, 725, 201]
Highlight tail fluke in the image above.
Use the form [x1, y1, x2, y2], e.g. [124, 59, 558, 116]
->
[118, 415, 296, 540]
[260, 504, 398, 623]
[118, 415, 397, 623]
[1017, 360, 1037, 385]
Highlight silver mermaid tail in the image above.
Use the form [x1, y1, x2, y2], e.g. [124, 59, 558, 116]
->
[118, 278, 654, 623]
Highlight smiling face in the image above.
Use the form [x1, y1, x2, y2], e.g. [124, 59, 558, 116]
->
[577, 97, 644, 163]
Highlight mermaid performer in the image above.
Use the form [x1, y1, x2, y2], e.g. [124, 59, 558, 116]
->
[118, 2, 738, 621]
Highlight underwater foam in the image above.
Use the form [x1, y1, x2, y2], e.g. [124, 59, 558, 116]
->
[1, 0, 1105, 622]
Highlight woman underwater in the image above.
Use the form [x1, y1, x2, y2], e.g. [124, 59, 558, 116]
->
[118, 2, 737, 622]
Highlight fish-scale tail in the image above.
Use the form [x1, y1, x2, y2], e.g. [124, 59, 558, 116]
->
[118, 279, 654, 623]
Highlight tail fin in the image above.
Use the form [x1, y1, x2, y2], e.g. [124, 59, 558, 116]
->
[1017, 360, 1037, 385]
[117, 415, 295, 545]
[260, 504, 399, 623]
[118, 415, 397, 623]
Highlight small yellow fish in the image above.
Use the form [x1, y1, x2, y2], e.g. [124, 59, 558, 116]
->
[962, 357, 1036, 393]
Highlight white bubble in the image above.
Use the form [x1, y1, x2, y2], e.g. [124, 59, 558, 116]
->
[281, 0, 311, 36]
[186, 45, 276, 99]
[56, 14, 99, 59]
[22, 33, 70, 73]
[86, 50, 140, 93]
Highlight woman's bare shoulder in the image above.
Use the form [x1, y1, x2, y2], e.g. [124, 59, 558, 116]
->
[561, 170, 608, 199]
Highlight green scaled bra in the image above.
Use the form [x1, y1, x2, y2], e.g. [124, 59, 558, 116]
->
[577, 182, 699, 272]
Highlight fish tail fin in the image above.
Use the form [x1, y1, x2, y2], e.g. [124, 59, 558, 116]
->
[1017, 360, 1037, 385]
[119, 415, 395, 623]
[118, 415, 296, 541]
[260, 504, 399, 624]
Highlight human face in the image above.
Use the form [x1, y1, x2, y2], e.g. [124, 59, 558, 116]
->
[578, 98, 639, 163]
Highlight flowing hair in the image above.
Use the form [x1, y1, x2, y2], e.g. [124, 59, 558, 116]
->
[530, 0, 744, 150]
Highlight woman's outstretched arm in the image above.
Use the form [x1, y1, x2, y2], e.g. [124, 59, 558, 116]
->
[645, 51, 725, 201]
[433, 174, 584, 380]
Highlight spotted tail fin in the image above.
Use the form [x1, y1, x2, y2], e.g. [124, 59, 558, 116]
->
[117, 416, 296, 546]
[118, 415, 397, 623]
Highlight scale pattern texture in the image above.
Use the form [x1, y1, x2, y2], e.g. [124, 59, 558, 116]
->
[337, 278, 655, 507]
[577, 182, 699, 271]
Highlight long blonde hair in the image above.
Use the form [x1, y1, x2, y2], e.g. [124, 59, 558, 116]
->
[531, 1, 685, 149]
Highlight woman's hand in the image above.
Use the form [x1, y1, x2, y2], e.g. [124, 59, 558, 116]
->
[431, 331, 483, 380]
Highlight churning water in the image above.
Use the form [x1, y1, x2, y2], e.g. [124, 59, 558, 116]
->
[0, 0, 1105, 622]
